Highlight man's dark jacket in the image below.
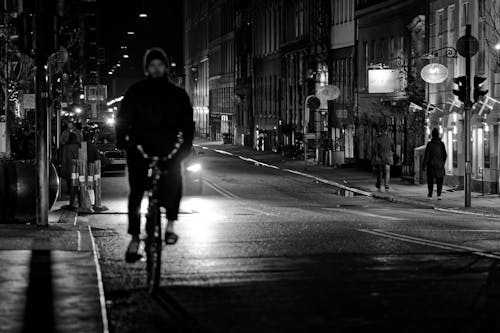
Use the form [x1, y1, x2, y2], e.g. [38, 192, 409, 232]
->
[423, 138, 447, 178]
[116, 77, 194, 159]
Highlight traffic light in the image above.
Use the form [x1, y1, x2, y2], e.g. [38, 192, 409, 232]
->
[473, 76, 488, 103]
[453, 76, 467, 103]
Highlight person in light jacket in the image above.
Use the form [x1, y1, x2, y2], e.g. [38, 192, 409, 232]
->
[371, 128, 395, 190]
[423, 128, 447, 200]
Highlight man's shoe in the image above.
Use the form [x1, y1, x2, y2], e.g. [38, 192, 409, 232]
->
[385, 186, 389, 190]
[125, 236, 142, 263]
[437, 196, 442, 201]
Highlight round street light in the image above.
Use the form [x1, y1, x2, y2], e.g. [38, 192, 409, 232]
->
[421, 63, 449, 84]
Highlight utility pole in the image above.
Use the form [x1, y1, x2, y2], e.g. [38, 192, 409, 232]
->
[35, 0, 50, 226]
[2, 0, 10, 158]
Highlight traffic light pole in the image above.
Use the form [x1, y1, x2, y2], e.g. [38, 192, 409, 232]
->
[464, 25, 472, 208]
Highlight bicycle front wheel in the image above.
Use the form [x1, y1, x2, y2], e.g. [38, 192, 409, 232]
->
[146, 206, 162, 294]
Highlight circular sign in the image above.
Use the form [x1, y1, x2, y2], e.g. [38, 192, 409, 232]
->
[318, 85, 340, 100]
[306, 96, 321, 110]
[456, 35, 479, 57]
[420, 63, 449, 84]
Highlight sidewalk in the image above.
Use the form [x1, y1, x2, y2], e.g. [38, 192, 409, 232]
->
[197, 141, 500, 218]
[0, 199, 108, 333]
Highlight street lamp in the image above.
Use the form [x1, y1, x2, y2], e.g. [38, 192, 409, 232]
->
[139, 13, 147, 18]
[123, 54, 129, 59]
[127, 31, 135, 35]
[495, 43, 500, 51]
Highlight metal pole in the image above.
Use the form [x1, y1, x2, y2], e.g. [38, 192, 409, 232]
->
[304, 105, 308, 170]
[3, 0, 10, 157]
[464, 24, 472, 207]
[35, 0, 49, 226]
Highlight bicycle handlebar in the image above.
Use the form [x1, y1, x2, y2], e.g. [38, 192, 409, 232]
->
[135, 131, 184, 162]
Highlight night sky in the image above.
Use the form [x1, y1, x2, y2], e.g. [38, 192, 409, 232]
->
[98, 0, 183, 94]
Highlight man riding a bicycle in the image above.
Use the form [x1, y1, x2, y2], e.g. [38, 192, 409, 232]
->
[116, 48, 194, 263]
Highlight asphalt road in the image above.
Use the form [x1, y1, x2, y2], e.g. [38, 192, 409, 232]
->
[89, 148, 500, 333]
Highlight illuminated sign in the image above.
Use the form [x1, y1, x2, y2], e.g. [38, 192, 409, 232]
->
[421, 63, 449, 84]
[368, 69, 399, 93]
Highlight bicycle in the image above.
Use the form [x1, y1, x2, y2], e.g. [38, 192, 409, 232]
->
[136, 133, 183, 294]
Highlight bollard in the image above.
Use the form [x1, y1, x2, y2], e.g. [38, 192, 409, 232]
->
[92, 160, 108, 211]
[87, 162, 95, 206]
[78, 142, 94, 213]
[70, 159, 79, 209]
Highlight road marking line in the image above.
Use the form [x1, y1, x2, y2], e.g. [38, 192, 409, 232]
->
[88, 225, 110, 333]
[357, 228, 500, 260]
[214, 149, 234, 156]
[77, 230, 82, 251]
[208, 180, 240, 199]
[324, 208, 407, 221]
[203, 179, 239, 199]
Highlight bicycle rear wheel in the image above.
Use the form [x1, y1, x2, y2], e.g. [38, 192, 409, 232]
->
[146, 205, 162, 294]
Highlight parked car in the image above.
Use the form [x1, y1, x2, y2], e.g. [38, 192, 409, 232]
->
[96, 134, 127, 174]
[182, 148, 203, 195]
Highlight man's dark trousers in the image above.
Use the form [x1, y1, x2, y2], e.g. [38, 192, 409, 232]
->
[126, 149, 182, 236]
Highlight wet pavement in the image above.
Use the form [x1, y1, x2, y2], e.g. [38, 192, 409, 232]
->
[90, 148, 500, 332]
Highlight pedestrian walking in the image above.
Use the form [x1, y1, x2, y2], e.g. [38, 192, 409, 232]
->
[116, 47, 194, 262]
[371, 127, 395, 190]
[423, 128, 447, 200]
[60, 121, 83, 145]
[257, 133, 264, 151]
[59, 132, 80, 203]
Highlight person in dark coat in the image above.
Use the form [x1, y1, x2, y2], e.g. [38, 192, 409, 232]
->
[423, 128, 447, 200]
[59, 132, 80, 202]
[116, 47, 195, 262]
[371, 128, 395, 190]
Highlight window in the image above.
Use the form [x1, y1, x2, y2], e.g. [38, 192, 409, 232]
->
[461, 2, 470, 26]
[479, 0, 485, 18]
[448, 5, 455, 47]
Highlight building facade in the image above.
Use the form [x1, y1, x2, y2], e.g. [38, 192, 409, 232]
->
[355, 0, 426, 179]
[429, 0, 500, 193]
[234, 0, 254, 146]
[184, 0, 210, 139]
[329, 0, 356, 165]
[208, 0, 236, 141]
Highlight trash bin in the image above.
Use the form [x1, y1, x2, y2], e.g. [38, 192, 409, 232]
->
[414, 145, 427, 185]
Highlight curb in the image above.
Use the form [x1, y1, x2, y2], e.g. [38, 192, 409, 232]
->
[202, 145, 500, 219]
[73, 212, 110, 333]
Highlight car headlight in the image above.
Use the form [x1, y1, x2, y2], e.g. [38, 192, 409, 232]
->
[186, 163, 201, 172]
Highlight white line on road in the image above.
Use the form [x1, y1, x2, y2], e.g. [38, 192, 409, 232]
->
[323, 208, 407, 221]
[357, 228, 500, 260]
[203, 179, 240, 199]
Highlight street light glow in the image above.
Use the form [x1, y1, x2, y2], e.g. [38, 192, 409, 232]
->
[75, 107, 82, 114]
[139, 13, 147, 18]
[127, 31, 135, 35]
[123, 54, 129, 59]
[495, 43, 500, 50]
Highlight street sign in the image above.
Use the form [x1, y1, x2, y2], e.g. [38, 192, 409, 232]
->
[22, 94, 36, 109]
[456, 35, 479, 57]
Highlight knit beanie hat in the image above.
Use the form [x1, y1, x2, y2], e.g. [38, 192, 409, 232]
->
[143, 47, 168, 73]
